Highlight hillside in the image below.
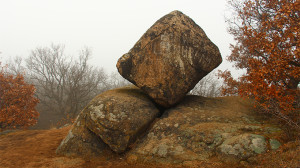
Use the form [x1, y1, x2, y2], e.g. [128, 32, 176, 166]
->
[0, 97, 299, 168]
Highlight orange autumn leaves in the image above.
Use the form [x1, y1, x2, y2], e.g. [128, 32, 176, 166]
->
[219, 0, 299, 126]
[0, 64, 39, 130]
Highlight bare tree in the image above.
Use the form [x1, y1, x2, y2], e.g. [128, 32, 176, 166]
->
[6, 44, 134, 128]
[190, 70, 221, 97]
[105, 71, 131, 90]
[6, 56, 26, 75]
[26, 44, 107, 118]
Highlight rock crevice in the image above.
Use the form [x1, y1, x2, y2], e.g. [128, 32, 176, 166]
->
[56, 10, 281, 165]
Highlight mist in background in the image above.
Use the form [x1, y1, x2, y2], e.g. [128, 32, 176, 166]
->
[0, 0, 237, 75]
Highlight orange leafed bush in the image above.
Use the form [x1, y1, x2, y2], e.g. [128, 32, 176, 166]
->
[0, 63, 39, 130]
[219, 0, 299, 129]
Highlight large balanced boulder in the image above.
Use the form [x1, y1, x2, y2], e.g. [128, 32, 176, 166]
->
[126, 96, 282, 164]
[117, 10, 222, 107]
[56, 86, 160, 155]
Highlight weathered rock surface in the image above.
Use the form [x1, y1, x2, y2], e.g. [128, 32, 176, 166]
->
[56, 86, 160, 155]
[217, 134, 267, 160]
[56, 113, 112, 157]
[85, 86, 160, 153]
[126, 96, 282, 164]
[117, 10, 222, 107]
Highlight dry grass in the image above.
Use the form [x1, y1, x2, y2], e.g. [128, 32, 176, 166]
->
[252, 140, 300, 168]
[1, 123, 298, 168]
[0, 96, 299, 168]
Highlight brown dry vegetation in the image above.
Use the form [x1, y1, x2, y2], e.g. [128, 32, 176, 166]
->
[0, 126, 181, 168]
[0, 109, 299, 168]
[0, 126, 226, 168]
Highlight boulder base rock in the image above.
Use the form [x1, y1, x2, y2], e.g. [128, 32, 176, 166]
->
[56, 86, 160, 155]
[56, 114, 112, 157]
[126, 96, 282, 164]
[117, 10, 222, 107]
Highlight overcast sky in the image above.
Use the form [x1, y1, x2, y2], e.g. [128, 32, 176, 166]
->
[0, 0, 235, 75]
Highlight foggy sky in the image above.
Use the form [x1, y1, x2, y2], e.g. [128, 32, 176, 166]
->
[0, 0, 235, 75]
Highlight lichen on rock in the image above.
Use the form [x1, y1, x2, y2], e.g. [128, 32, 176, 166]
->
[117, 10, 222, 107]
[56, 11, 283, 166]
[126, 96, 282, 164]
[56, 86, 160, 155]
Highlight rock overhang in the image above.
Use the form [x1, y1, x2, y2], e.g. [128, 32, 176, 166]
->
[117, 10, 222, 107]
